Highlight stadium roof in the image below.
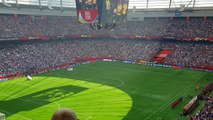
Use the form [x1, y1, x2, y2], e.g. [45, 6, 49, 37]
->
[1, 0, 213, 11]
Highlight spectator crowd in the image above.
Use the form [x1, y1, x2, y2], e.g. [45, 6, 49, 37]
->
[162, 41, 213, 68]
[0, 14, 212, 120]
[190, 96, 213, 120]
[0, 14, 213, 38]
[0, 39, 161, 76]
[0, 14, 212, 75]
[0, 38, 212, 77]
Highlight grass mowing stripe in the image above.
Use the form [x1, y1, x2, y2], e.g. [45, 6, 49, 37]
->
[8, 77, 69, 99]
[1, 76, 132, 120]
[0, 109, 32, 120]
[144, 73, 206, 120]
[0, 78, 27, 98]
[1, 77, 49, 100]
[0, 62, 211, 120]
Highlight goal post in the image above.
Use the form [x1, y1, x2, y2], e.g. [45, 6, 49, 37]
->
[0, 113, 5, 120]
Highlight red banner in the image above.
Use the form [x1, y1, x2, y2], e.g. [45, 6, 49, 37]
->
[172, 65, 182, 69]
[77, 9, 98, 23]
[75, 0, 98, 24]
[76, 57, 114, 63]
[156, 49, 172, 58]
[0, 73, 22, 80]
[207, 66, 213, 70]
[152, 49, 172, 63]
[206, 38, 213, 41]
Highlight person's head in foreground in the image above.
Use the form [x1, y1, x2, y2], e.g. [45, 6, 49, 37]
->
[51, 108, 77, 120]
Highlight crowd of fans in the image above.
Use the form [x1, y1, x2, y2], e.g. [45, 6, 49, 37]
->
[162, 41, 213, 68]
[0, 14, 213, 38]
[0, 14, 212, 120]
[0, 14, 212, 74]
[0, 39, 161, 76]
[0, 38, 212, 77]
[190, 95, 213, 120]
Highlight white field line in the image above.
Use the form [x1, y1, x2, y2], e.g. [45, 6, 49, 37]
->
[0, 93, 60, 109]
[75, 78, 125, 120]
[85, 115, 92, 120]
[114, 79, 124, 88]
[0, 77, 59, 100]
[0, 109, 32, 120]
[78, 112, 92, 120]
[0, 77, 94, 120]
[144, 73, 206, 120]
[1, 76, 125, 120]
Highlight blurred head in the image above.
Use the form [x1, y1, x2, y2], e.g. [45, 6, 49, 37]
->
[87, 0, 92, 4]
[51, 108, 77, 120]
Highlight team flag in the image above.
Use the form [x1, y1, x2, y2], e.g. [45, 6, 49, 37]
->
[75, 0, 99, 23]
[75, 0, 129, 29]
[100, 0, 129, 25]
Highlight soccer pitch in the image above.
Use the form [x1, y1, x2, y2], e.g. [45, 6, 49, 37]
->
[0, 62, 212, 120]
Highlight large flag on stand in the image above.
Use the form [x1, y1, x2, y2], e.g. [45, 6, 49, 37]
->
[75, 0, 129, 29]
[75, 0, 99, 24]
[101, 0, 129, 25]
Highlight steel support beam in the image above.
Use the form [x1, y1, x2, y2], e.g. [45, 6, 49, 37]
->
[15, 0, 19, 8]
[193, 0, 196, 8]
[39, 0, 42, 9]
[60, 0, 63, 11]
[169, 0, 172, 11]
[146, 0, 149, 11]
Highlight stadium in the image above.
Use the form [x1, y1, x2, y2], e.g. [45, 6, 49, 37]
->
[0, 0, 213, 120]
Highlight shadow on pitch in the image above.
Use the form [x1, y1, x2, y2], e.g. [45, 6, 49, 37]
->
[0, 85, 87, 117]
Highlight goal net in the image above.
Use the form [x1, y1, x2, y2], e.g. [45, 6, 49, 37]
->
[0, 113, 5, 120]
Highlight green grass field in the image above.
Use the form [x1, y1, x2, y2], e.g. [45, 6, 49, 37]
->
[0, 62, 212, 120]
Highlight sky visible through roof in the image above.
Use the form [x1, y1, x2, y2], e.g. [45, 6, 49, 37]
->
[1, 0, 213, 9]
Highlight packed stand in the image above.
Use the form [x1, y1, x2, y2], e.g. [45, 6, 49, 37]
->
[162, 41, 213, 68]
[0, 39, 160, 76]
[0, 14, 213, 38]
[190, 95, 213, 120]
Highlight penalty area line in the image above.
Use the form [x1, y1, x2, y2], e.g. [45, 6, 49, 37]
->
[78, 112, 92, 120]
[0, 109, 32, 120]
[85, 116, 92, 120]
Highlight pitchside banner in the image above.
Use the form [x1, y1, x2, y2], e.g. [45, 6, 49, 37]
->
[75, 0, 99, 23]
[101, 0, 129, 24]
